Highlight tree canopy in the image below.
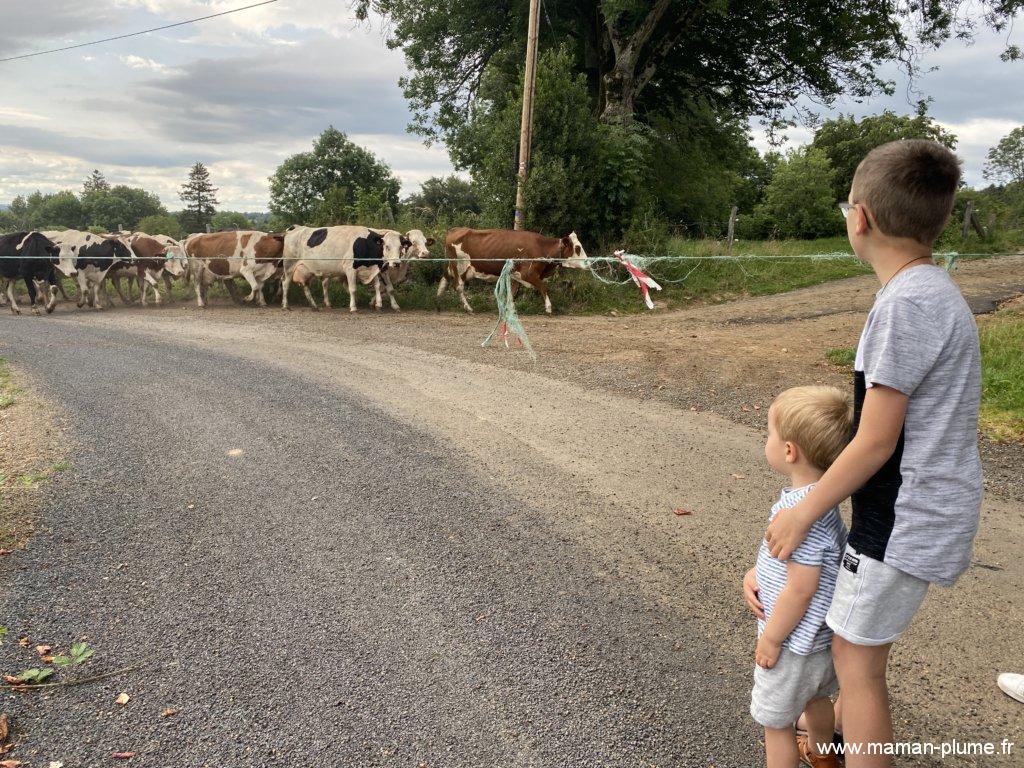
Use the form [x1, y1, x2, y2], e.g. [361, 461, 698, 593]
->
[984, 126, 1024, 186]
[356, 0, 1022, 138]
[179, 163, 219, 233]
[268, 127, 400, 226]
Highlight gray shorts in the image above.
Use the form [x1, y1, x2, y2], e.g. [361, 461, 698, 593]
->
[825, 545, 929, 646]
[750, 648, 838, 729]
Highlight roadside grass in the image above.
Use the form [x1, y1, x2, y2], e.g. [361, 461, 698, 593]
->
[0, 358, 16, 409]
[978, 304, 1024, 441]
[825, 304, 1024, 442]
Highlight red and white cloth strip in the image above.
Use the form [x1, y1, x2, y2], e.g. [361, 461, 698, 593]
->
[615, 250, 662, 310]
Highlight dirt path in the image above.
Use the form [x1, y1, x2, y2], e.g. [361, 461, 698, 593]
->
[1, 256, 1021, 765]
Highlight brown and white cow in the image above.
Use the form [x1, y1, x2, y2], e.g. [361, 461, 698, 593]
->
[438, 228, 588, 314]
[185, 230, 284, 308]
[319, 228, 434, 311]
[282, 225, 402, 311]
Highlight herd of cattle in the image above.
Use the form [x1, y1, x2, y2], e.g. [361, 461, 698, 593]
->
[0, 225, 590, 316]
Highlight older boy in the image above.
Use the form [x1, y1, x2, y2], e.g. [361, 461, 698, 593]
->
[747, 386, 852, 768]
[765, 140, 981, 767]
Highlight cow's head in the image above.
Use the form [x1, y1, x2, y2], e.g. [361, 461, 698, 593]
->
[559, 232, 589, 269]
[109, 239, 133, 261]
[379, 230, 403, 269]
[402, 229, 435, 260]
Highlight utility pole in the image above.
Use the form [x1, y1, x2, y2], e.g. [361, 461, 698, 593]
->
[513, 0, 541, 231]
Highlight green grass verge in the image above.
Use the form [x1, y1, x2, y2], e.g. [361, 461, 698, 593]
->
[824, 307, 1024, 442]
[0, 358, 16, 409]
[979, 306, 1024, 441]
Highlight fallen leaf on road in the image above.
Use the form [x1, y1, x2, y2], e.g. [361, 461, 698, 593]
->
[0, 550, 11, 556]
[731, 473, 746, 480]
[115, 693, 130, 706]
[0, 714, 10, 753]
[160, 708, 179, 718]
[474, 614, 489, 623]
[673, 508, 694, 516]
[741, 405, 751, 412]
[111, 752, 135, 760]
[48, 762, 64, 768]
[0, 759, 22, 767]
[226, 449, 243, 457]
[2, 677, 23, 687]
[35, 645, 52, 657]
[186, 504, 195, 510]
[16, 639, 29, 649]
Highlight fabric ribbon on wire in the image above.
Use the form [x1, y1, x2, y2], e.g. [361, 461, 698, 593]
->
[481, 259, 536, 361]
[615, 250, 662, 309]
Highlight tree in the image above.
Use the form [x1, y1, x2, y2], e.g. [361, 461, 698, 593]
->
[83, 185, 165, 231]
[984, 126, 1024, 185]
[83, 169, 110, 195]
[403, 176, 480, 222]
[811, 108, 957, 202]
[136, 214, 185, 240]
[179, 163, 219, 233]
[268, 127, 400, 225]
[356, 0, 1022, 137]
[35, 191, 87, 229]
[211, 211, 253, 230]
[750, 147, 842, 239]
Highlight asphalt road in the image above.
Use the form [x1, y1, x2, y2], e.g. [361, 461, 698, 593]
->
[0, 314, 759, 767]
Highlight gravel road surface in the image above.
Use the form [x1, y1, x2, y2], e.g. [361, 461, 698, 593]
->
[1, 271, 1021, 766]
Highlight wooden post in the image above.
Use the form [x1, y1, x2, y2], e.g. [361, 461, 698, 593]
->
[971, 209, 987, 239]
[726, 206, 738, 254]
[513, 0, 541, 231]
[961, 200, 974, 240]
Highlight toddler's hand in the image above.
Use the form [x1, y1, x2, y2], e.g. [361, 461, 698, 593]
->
[742, 567, 764, 619]
[755, 635, 781, 669]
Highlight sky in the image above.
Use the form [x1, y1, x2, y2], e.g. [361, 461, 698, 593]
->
[0, 1, 1021, 211]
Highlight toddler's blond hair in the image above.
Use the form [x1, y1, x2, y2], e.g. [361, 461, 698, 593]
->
[772, 386, 854, 471]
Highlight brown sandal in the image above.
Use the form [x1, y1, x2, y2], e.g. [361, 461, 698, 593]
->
[796, 733, 840, 767]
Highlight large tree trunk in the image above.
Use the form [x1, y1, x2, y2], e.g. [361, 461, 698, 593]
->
[600, 53, 638, 125]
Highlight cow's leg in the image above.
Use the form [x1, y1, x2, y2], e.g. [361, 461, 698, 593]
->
[44, 275, 58, 313]
[75, 272, 88, 308]
[345, 268, 358, 313]
[383, 272, 400, 311]
[194, 269, 206, 308]
[239, 265, 260, 302]
[7, 279, 21, 315]
[113, 273, 133, 305]
[301, 280, 320, 310]
[224, 279, 244, 304]
[371, 276, 383, 311]
[0, 278, 8, 306]
[520, 272, 553, 314]
[162, 272, 175, 303]
[23, 277, 40, 315]
[281, 266, 292, 310]
[455, 271, 473, 313]
[321, 276, 332, 309]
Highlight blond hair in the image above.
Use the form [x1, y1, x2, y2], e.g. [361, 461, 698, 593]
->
[772, 386, 854, 471]
[850, 139, 961, 246]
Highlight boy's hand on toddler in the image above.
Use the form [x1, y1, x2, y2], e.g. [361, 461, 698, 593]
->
[755, 634, 781, 669]
[742, 567, 764, 619]
[765, 503, 814, 560]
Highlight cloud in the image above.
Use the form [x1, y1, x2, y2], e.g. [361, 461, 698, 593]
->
[0, 0, 119, 55]
[120, 54, 179, 74]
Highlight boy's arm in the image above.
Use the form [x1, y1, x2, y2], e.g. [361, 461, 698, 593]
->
[765, 384, 908, 560]
[755, 562, 821, 669]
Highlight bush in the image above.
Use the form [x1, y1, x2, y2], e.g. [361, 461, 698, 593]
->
[137, 214, 185, 239]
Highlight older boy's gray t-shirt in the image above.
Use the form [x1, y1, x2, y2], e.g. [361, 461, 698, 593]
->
[852, 264, 982, 586]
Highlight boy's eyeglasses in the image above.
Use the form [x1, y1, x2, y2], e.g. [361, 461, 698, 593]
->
[838, 202, 872, 229]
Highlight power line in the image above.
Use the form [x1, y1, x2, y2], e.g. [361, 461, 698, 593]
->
[0, 0, 280, 64]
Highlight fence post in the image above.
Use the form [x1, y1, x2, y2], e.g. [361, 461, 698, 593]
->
[727, 206, 738, 254]
[961, 200, 974, 240]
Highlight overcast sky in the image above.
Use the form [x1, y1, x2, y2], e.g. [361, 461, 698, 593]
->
[1, 1, 1021, 211]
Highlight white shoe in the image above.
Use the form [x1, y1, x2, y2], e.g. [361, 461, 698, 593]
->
[997, 673, 1024, 704]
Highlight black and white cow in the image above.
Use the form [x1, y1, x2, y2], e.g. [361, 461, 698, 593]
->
[319, 228, 435, 311]
[80, 238, 133, 308]
[0, 232, 60, 315]
[281, 225, 402, 311]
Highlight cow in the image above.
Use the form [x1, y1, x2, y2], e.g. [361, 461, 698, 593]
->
[115, 233, 189, 306]
[319, 228, 434, 311]
[0, 232, 61, 315]
[281, 225, 402, 311]
[185, 230, 285, 308]
[438, 228, 589, 314]
[42, 230, 133, 309]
